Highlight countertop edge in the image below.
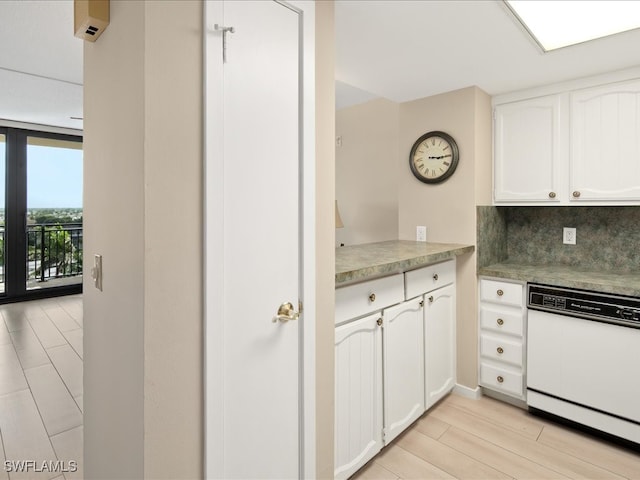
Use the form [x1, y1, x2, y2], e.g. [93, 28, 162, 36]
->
[479, 263, 640, 298]
[336, 244, 474, 286]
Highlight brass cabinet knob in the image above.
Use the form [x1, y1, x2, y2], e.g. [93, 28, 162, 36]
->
[573, 191, 581, 198]
[497, 289, 504, 297]
[433, 273, 439, 281]
[369, 293, 376, 302]
[497, 347, 504, 354]
[428, 295, 434, 303]
[497, 376, 504, 384]
[497, 318, 504, 326]
[549, 191, 556, 198]
[419, 300, 424, 307]
[376, 318, 382, 326]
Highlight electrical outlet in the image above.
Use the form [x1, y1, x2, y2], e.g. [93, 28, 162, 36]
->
[416, 226, 427, 242]
[563, 227, 576, 245]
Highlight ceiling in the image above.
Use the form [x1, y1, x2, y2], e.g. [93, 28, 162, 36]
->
[336, 0, 640, 109]
[0, 0, 83, 130]
[2, 1, 640, 126]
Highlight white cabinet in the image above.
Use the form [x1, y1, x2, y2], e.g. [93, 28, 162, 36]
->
[382, 298, 425, 444]
[424, 283, 456, 409]
[494, 95, 564, 203]
[335, 258, 458, 477]
[478, 277, 527, 400]
[570, 79, 640, 202]
[334, 313, 383, 480]
[493, 75, 640, 205]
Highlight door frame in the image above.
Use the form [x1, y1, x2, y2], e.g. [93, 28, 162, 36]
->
[203, 1, 317, 478]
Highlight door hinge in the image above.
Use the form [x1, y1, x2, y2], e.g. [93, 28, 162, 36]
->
[382, 427, 387, 442]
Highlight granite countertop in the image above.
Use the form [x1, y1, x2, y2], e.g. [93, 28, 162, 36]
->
[479, 262, 640, 297]
[336, 240, 474, 286]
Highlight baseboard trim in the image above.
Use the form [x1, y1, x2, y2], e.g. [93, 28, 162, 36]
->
[453, 384, 482, 400]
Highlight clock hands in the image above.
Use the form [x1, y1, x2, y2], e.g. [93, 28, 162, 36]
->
[427, 154, 453, 160]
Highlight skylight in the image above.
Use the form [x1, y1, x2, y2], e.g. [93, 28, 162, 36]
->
[505, 0, 640, 51]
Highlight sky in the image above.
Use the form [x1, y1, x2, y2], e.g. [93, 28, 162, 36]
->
[0, 140, 83, 209]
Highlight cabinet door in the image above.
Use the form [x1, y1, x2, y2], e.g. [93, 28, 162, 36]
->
[334, 313, 383, 480]
[570, 79, 640, 202]
[382, 298, 425, 444]
[494, 95, 563, 203]
[424, 284, 456, 409]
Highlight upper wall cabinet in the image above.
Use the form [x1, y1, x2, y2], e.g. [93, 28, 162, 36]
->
[494, 95, 564, 203]
[570, 79, 640, 202]
[493, 72, 640, 206]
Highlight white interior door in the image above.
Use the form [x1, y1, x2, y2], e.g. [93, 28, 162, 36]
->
[205, 1, 302, 478]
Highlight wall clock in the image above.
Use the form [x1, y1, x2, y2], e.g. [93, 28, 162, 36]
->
[409, 131, 459, 184]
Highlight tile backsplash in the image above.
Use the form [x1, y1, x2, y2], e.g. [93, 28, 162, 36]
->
[477, 206, 640, 273]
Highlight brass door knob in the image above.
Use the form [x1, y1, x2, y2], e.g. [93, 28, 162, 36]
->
[497, 289, 504, 297]
[433, 273, 439, 281]
[497, 347, 504, 354]
[497, 318, 504, 326]
[428, 295, 434, 303]
[369, 293, 376, 302]
[549, 191, 556, 198]
[497, 376, 504, 384]
[272, 301, 300, 323]
[573, 191, 581, 198]
[376, 318, 382, 326]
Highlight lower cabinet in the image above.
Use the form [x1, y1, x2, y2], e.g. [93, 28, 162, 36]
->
[334, 313, 383, 480]
[424, 283, 456, 409]
[335, 261, 457, 478]
[382, 298, 425, 444]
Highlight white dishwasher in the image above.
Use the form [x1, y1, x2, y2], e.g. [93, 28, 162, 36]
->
[527, 284, 640, 444]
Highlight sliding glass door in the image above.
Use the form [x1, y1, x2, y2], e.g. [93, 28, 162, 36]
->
[0, 127, 82, 302]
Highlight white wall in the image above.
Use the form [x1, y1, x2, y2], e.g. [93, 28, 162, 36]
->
[336, 98, 399, 245]
[84, 2, 203, 478]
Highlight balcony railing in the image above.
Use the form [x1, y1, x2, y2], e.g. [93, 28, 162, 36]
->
[27, 223, 83, 283]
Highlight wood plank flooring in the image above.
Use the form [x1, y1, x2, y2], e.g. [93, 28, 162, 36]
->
[0, 295, 82, 480]
[353, 393, 640, 480]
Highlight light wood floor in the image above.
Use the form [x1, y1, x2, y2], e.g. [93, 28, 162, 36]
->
[0, 295, 82, 480]
[353, 393, 640, 480]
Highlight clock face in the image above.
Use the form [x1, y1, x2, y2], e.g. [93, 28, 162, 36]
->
[409, 131, 459, 184]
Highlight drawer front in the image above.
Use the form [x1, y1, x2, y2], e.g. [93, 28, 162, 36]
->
[405, 259, 455, 299]
[480, 279, 523, 307]
[480, 334, 523, 367]
[480, 306, 524, 337]
[480, 362, 523, 397]
[336, 274, 404, 324]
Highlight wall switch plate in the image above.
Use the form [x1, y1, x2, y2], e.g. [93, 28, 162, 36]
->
[91, 254, 103, 291]
[563, 227, 576, 245]
[416, 226, 427, 242]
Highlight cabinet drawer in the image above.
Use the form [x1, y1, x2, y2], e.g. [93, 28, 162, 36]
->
[480, 306, 524, 337]
[480, 334, 523, 367]
[335, 274, 404, 325]
[480, 362, 523, 397]
[405, 260, 455, 299]
[480, 279, 523, 307]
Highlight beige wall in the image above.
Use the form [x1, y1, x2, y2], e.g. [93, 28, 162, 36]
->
[84, 1, 202, 478]
[83, 0, 145, 477]
[398, 86, 492, 389]
[336, 98, 399, 245]
[315, 3, 335, 477]
[143, 2, 203, 477]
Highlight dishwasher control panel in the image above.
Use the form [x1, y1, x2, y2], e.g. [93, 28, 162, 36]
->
[528, 284, 640, 328]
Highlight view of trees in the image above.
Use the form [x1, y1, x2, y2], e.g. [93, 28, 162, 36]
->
[0, 208, 83, 284]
